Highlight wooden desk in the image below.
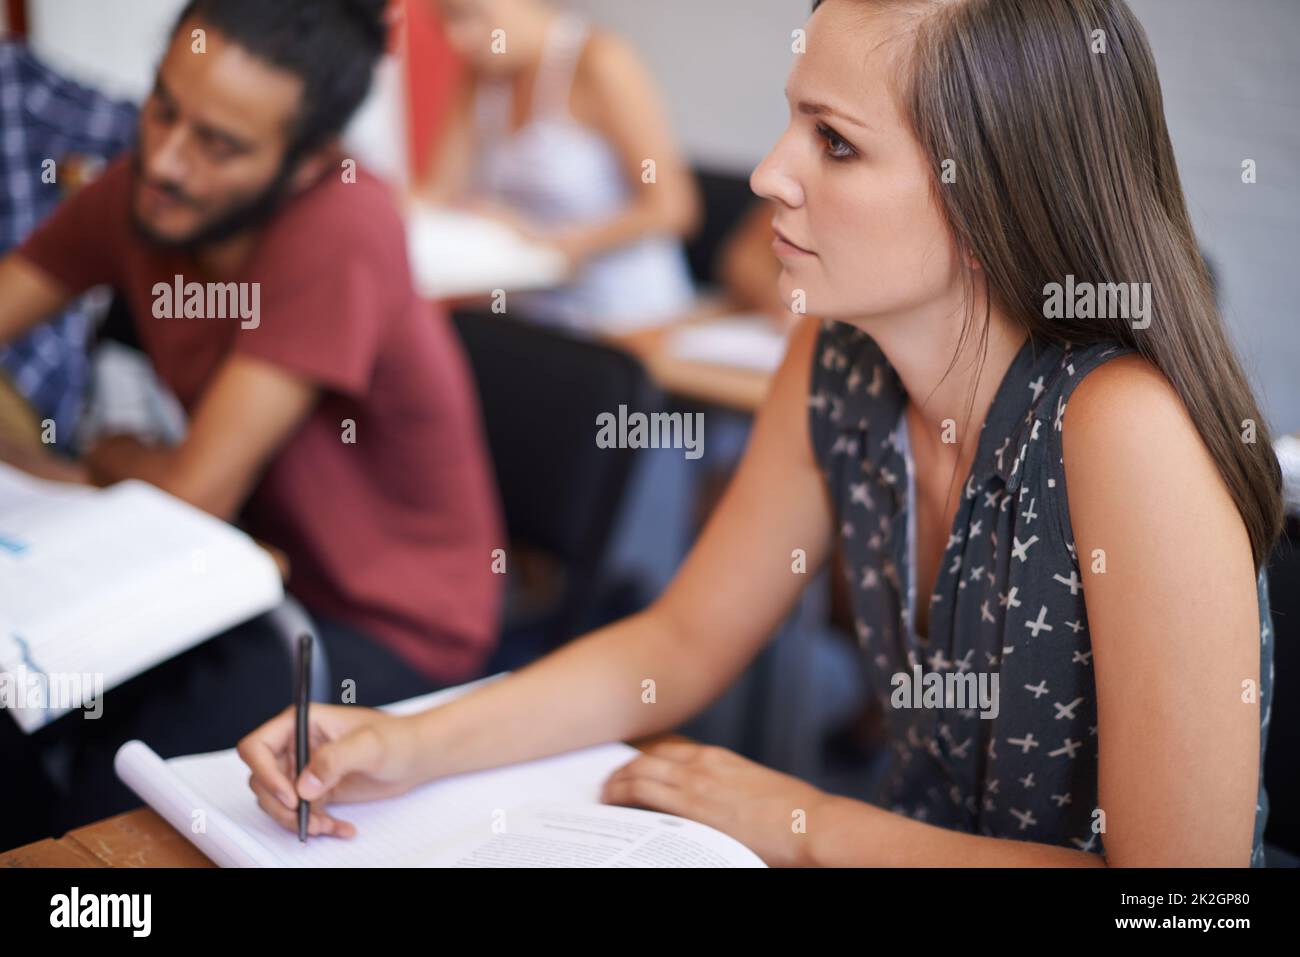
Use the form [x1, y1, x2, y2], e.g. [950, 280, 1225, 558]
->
[0, 733, 687, 868]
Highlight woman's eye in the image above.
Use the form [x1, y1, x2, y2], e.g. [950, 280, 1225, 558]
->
[816, 123, 856, 160]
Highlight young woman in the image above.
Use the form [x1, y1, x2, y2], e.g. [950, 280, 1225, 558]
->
[419, 0, 699, 332]
[241, 0, 1283, 866]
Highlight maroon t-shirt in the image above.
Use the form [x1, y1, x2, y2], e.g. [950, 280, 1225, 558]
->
[19, 155, 504, 683]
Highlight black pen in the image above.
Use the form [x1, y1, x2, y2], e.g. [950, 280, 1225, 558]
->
[295, 632, 312, 843]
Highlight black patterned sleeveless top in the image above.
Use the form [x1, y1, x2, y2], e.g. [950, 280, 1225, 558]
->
[807, 320, 1273, 865]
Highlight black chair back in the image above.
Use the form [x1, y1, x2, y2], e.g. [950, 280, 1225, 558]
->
[451, 311, 661, 645]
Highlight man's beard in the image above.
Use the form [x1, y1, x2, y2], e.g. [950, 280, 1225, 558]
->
[129, 151, 298, 252]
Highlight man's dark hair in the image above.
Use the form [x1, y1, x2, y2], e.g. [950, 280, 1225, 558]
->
[173, 0, 389, 161]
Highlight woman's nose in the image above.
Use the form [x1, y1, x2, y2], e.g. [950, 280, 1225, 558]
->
[750, 140, 804, 209]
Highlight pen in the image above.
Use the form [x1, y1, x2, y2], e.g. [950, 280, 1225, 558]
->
[295, 632, 312, 843]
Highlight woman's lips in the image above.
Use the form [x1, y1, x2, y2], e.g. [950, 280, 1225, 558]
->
[772, 226, 814, 256]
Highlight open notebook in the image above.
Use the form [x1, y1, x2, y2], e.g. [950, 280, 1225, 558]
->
[115, 679, 766, 868]
[0, 462, 283, 733]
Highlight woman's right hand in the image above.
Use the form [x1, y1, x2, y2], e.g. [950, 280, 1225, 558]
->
[236, 704, 422, 838]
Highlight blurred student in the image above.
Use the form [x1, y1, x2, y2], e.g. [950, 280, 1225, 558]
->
[0, 40, 138, 448]
[243, 0, 1281, 867]
[718, 201, 798, 329]
[420, 0, 699, 332]
[0, 0, 502, 841]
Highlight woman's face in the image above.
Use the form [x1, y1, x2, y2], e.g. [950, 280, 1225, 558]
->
[751, 0, 963, 324]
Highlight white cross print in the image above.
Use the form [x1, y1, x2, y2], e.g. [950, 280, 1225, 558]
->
[949, 738, 972, 759]
[1028, 375, 1045, 401]
[1007, 732, 1040, 753]
[995, 436, 1011, 471]
[850, 482, 875, 509]
[928, 649, 953, 671]
[980, 600, 996, 623]
[984, 490, 1000, 509]
[969, 519, 983, 538]
[866, 363, 884, 397]
[1051, 793, 1072, 808]
[1053, 571, 1082, 595]
[1019, 773, 1036, 789]
[1066, 619, 1086, 634]
[1020, 498, 1039, 523]
[860, 567, 880, 589]
[955, 649, 975, 673]
[1048, 738, 1082, 758]
[1010, 808, 1039, 831]
[1072, 833, 1099, 853]
[1030, 418, 1043, 441]
[1011, 534, 1039, 562]
[1024, 680, 1049, 699]
[1054, 697, 1084, 721]
[999, 586, 1022, 609]
[1072, 649, 1093, 665]
[1025, 605, 1053, 637]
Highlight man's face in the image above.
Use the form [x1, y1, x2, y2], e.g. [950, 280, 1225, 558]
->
[133, 18, 305, 248]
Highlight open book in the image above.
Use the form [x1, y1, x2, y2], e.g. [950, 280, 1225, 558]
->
[115, 679, 767, 868]
[0, 462, 284, 733]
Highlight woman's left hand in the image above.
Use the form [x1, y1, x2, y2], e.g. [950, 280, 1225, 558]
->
[600, 739, 833, 867]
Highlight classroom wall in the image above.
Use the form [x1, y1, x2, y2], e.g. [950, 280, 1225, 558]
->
[14, 0, 1300, 432]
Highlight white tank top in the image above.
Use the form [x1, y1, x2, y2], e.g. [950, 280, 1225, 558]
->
[471, 14, 695, 332]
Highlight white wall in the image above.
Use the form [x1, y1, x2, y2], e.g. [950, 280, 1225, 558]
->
[27, 0, 187, 100]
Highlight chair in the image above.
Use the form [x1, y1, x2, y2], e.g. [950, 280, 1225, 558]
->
[262, 595, 331, 703]
[451, 311, 661, 669]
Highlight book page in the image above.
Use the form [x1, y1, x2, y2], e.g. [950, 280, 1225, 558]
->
[1, 470, 283, 732]
[426, 803, 766, 867]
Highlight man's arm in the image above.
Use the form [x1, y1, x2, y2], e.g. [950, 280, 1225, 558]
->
[85, 353, 320, 520]
[0, 254, 75, 347]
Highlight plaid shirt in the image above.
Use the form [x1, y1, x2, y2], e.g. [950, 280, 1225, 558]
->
[0, 41, 137, 444]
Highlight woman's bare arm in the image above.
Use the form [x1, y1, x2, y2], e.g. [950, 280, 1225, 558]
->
[404, 316, 833, 782]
